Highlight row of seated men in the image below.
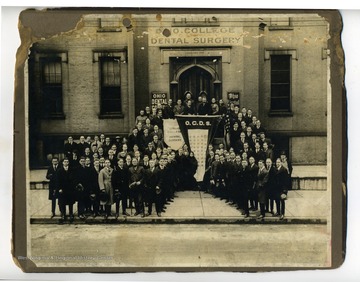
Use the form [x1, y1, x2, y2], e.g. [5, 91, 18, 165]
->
[46, 147, 199, 221]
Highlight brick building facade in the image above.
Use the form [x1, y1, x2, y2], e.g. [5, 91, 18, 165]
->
[27, 11, 329, 181]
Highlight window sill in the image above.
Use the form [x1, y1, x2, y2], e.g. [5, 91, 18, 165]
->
[99, 113, 125, 119]
[268, 26, 294, 31]
[41, 113, 66, 120]
[268, 111, 293, 117]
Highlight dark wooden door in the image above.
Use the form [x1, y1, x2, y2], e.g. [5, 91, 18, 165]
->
[179, 66, 213, 102]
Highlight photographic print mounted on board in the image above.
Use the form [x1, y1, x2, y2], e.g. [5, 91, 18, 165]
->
[13, 8, 346, 272]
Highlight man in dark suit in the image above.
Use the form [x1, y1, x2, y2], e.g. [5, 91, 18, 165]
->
[152, 109, 164, 130]
[248, 156, 259, 211]
[89, 159, 101, 217]
[128, 128, 141, 152]
[56, 158, 76, 222]
[151, 134, 164, 151]
[46, 156, 61, 218]
[107, 149, 117, 169]
[253, 141, 266, 164]
[140, 128, 152, 151]
[227, 155, 240, 207]
[253, 120, 266, 136]
[150, 125, 164, 141]
[280, 151, 293, 189]
[238, 159, 251, 218]
[77, 136, 90, 156]
[245, 109, 253, 126]
[235, 132, 247, 154]
[240, 142, 254, 160]
[144, 159, 161, 216]
[64, 136, 78, 159]
[265, 158, 277, 214]
[183, 100, 196, 115]
[142, 154, 150, 170]
[197, 96, 212, 115]
[275, 158, 290, 220]
[111, 158, 130, 218]
[162, 99, 175, 119]
[249, 133, 258, 151]
[229, 122, 241, 150]
[157, 156, 173, 212]
[102, 137, 113, 157]
[128, 158, 145, 217]
[256, 160, 269, 219]
[210, 154, 227, 199]
[263, 142, 274, 162]
[74, 156, 92, 219]
[259, 132, 272, 149]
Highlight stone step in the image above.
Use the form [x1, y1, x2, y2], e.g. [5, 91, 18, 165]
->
[30, 216, 327, 225]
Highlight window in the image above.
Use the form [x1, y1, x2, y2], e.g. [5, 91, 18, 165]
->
[40, 56, 64, 117]
[100, 57, 122, 115]
[270, 55, 291, 112]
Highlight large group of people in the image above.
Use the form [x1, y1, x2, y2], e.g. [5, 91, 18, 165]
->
[46, 91, 293, 222]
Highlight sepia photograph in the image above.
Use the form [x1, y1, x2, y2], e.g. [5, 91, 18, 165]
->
[11, 7, 346, 272]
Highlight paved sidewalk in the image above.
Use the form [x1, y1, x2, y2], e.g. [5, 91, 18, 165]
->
[29, 189, 330, 224]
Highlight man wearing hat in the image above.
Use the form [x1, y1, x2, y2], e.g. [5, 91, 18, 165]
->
[114, 135, 122, 149]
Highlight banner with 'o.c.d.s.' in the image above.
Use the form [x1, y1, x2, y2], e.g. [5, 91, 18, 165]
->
[176, 115, 222, 182]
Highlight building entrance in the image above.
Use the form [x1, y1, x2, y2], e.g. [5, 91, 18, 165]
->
[179, 66, 212, 102]
[170, 57, 222, 104]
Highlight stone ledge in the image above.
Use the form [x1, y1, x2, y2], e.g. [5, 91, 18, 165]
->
[30, 216, 327, 225]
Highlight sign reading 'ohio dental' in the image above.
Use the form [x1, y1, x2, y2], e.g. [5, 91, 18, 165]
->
[148, 27, 245, 46]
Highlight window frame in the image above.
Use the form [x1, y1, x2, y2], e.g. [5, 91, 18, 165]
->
[35, 52, 67, 119]
[265, 49, 297, 116]
[270, 54, 291, 112]
[93, 50, 127, 119]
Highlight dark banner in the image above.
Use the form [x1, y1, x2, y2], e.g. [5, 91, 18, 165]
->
[176, 115, 222, 181]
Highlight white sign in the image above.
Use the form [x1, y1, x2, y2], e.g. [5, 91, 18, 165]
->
[188, 129, 209, 182]
[163, 119, 185, 151]
[151, 92, 167, 106]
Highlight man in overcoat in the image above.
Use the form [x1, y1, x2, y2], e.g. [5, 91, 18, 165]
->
[128, 158, 146, 217]
[111, 158, 130, 218]
[46, 156, 60, 218]
[56, 158, 75, 222]
[275, 158, 289, 220]
[74, 156, 92, 219]
[237, 158, 251, 218]
[248, 156, 259, 211]
[256, 160, 269, 219]
[144, 159, 162, 216]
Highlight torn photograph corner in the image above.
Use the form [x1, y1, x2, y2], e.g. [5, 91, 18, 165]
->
[13, 8, 346, 272]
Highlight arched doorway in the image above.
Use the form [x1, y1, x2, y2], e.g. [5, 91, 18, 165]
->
[170, 57, 222, 104]
[179, 66, 213, 103]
